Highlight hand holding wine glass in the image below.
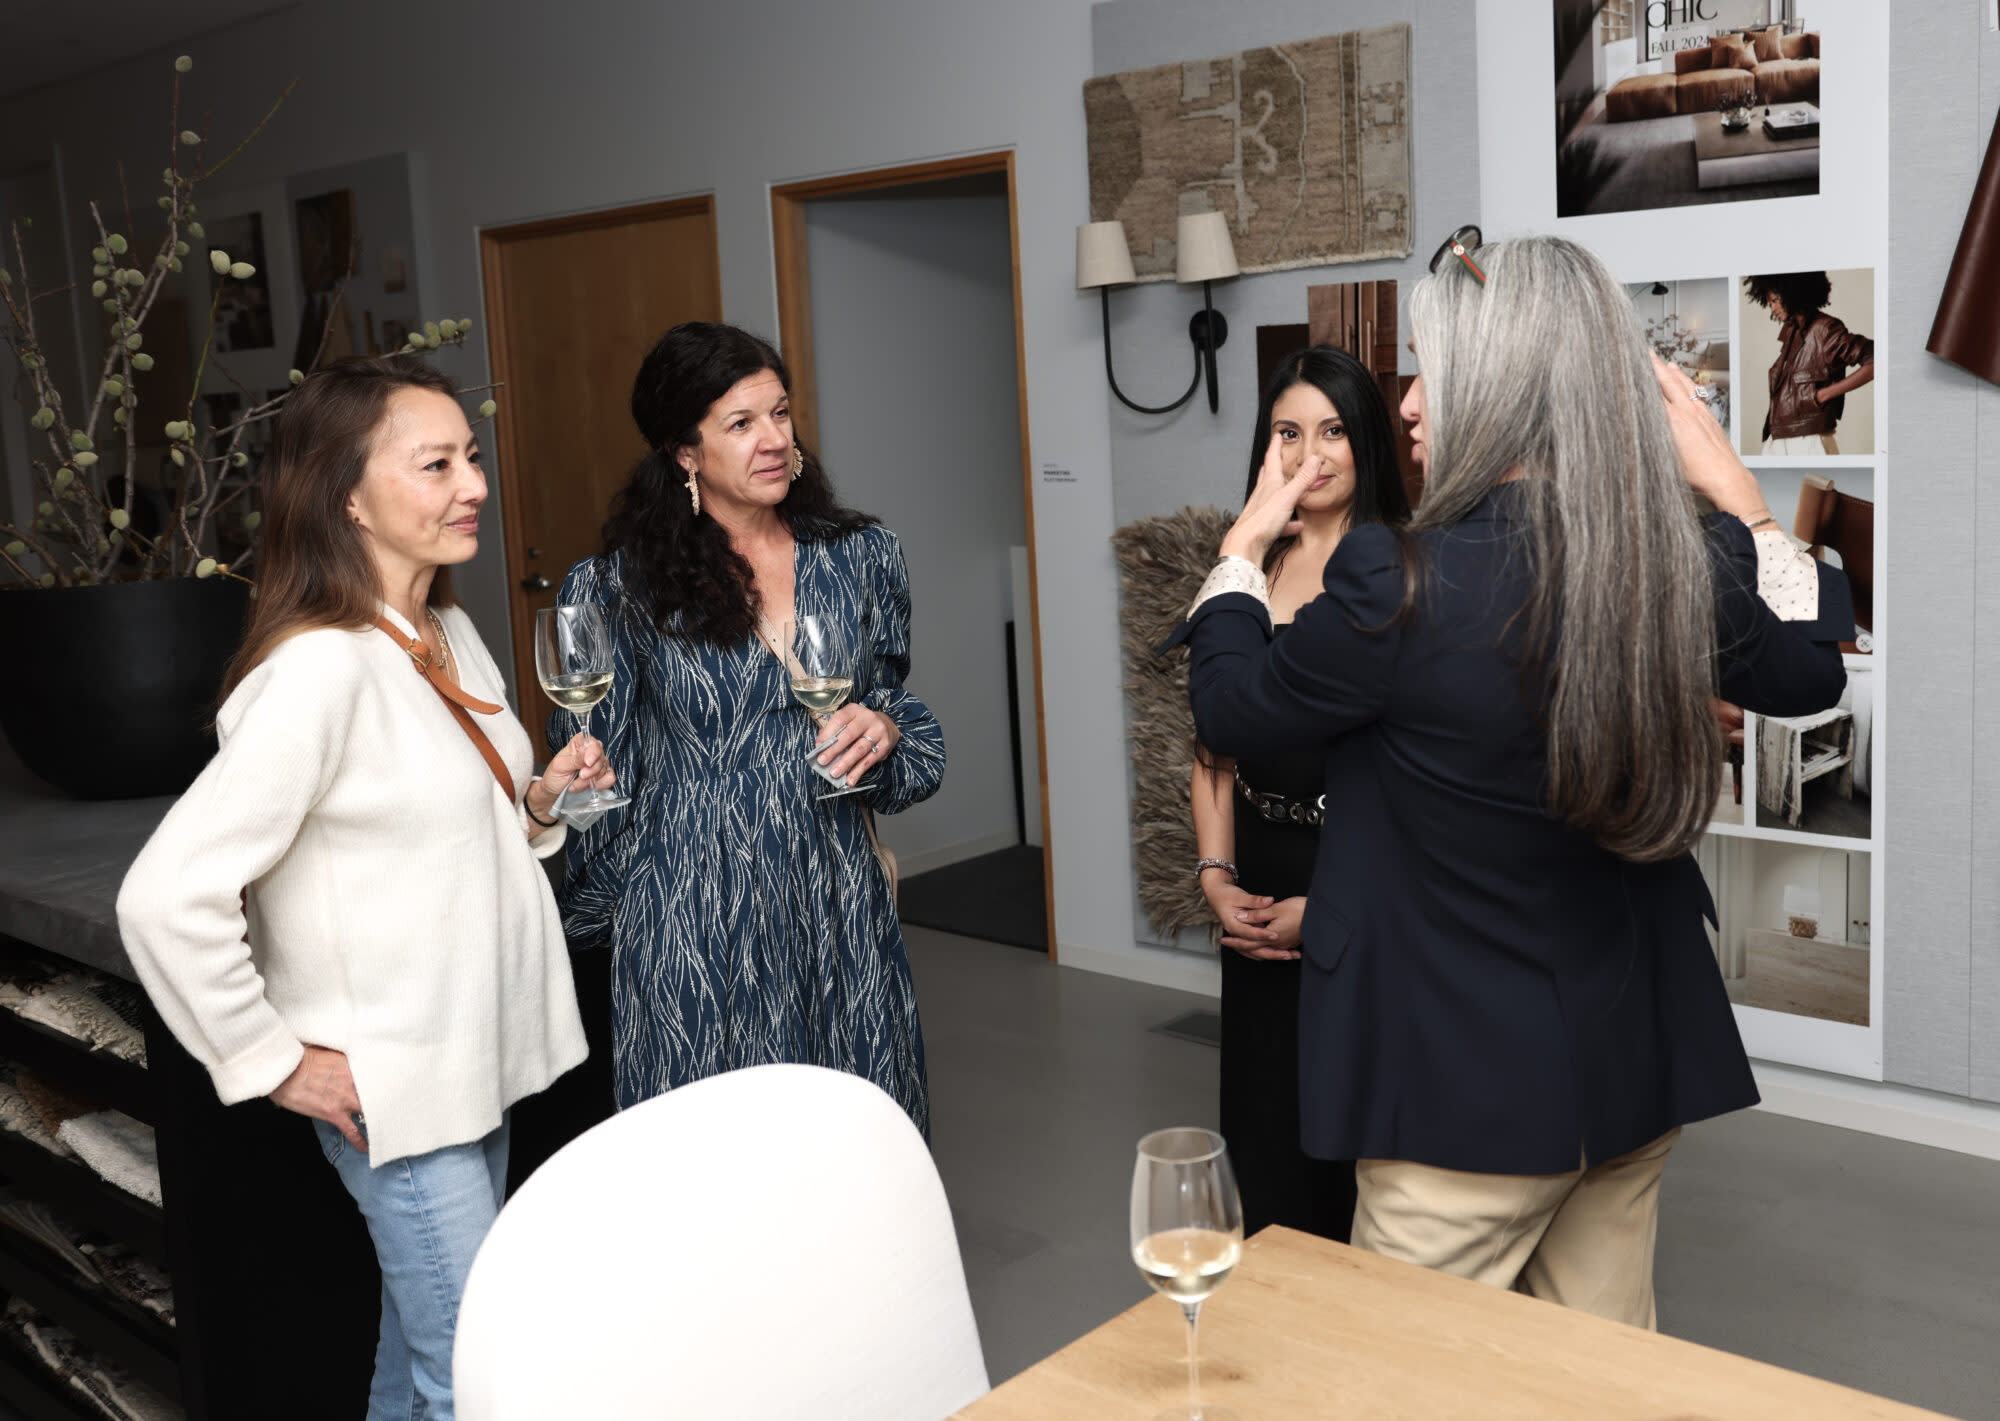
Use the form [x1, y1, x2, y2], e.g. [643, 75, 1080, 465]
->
[1132, 1128, 1243, 1421]
[785, 614, 879, 800]
[534, 605, 632, 828]
[532, 736, 616, 824]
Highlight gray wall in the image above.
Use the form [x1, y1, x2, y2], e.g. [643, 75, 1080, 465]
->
[284, 153, 427, 370]
[1091, 0, 1479, 950]
[804, 184, 1027, 870]
[1887, 8, 2000, 1101]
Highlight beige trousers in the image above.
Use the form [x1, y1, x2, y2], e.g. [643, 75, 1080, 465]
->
[1351, 1128, 1680, 1330]
[1764, 433, 1839, 455]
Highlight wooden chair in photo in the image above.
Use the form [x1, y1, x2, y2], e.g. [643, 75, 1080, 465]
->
[1793, 475, 1873, 650]
[1756, 705, 1856, 829]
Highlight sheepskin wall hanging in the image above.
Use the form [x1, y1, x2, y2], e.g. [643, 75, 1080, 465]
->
[1112, 505, 1235, 940]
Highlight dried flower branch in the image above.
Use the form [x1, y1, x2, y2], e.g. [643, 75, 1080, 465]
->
[0, 57, 492, 592]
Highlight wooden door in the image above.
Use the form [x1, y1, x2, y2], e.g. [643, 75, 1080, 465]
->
[480, 197, 723, 742]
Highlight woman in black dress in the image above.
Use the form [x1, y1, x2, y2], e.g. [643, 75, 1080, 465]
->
[1190, 346, 1410, 1239]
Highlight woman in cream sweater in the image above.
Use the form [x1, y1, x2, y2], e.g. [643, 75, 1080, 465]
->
[118, 356, 615, 1421]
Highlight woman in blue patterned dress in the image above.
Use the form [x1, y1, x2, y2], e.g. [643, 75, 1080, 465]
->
[551, 323, 945, 1134]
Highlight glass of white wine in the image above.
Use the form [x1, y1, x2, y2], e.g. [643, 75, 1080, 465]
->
[534, 605, 631, 828]
[1132, 1128, 1243, 1421]
[785, 614, 875, 801]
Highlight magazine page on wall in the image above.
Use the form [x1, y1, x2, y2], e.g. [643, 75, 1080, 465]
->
[1477, 0, 1888, 1081]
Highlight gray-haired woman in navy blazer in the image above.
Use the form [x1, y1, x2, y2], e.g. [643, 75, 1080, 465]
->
[1177, 233, 1851, 1329]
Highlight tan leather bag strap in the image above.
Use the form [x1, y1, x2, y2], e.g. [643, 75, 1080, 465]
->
[862, 807, 899, 906]
[372, 616, 513, 801]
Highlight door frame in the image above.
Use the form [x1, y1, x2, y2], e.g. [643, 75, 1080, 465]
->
[771, 153, 1058, 960]
[478, 194, 721, 739]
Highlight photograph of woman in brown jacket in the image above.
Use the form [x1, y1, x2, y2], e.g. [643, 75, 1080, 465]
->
[1742, 270, 1876, 456]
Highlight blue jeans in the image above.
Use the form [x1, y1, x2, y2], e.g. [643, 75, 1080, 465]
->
[314, 1115, 510, 1421]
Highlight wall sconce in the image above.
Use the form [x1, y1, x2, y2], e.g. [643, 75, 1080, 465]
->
[1076, 212, 1238, 414]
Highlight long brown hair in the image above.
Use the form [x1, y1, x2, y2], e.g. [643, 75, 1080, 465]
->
[219, 356, 461, 701]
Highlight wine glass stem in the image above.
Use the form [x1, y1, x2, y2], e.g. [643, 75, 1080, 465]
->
[573, 707, 591, 777]
[1183, 1301, 1203, 1416]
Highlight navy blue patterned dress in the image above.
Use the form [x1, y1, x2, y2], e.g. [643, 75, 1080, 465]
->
[550, 523, 944, 1135]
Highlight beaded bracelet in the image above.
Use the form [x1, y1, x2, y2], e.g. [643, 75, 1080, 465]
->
[1195, 858, 1238, 882]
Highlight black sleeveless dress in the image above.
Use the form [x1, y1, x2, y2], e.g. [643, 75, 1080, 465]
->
[1220, 624, 1358, 1242]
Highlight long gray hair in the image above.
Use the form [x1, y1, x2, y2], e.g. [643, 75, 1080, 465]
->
[1407, 235, 1721, 863]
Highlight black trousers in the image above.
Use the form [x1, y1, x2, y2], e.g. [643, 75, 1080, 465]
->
[1219, 945, 1357, 1241]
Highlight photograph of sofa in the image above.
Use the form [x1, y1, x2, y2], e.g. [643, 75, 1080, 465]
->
[1554, 2, 1822, 218]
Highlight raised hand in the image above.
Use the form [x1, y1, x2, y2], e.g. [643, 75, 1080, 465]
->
[1650, 352, 1766, 522]
[1219, 434, 1319, 567]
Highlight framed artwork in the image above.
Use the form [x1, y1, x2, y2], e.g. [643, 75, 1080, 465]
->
[205, 213, 275, 351]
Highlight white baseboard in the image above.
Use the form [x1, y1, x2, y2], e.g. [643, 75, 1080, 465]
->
[1749, 1060, 2000, 1162]
[891, 829, 1022, 881]
[1057, 941, 1222, 998]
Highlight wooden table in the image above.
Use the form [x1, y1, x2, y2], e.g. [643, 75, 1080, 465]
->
[1693, 108, 1820, 190]
[954, 1226, 1951, 1420]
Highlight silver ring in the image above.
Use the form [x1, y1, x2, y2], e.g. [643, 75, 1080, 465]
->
[864, 734, 880, 750]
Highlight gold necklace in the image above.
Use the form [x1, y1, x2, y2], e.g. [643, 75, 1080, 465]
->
[425, 607, 453, 677]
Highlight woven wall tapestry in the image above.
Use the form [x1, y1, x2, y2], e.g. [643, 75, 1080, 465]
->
[1084, 23, 1414, 281]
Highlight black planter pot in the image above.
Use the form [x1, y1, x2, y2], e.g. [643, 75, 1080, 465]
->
[0, 577, 250, 799]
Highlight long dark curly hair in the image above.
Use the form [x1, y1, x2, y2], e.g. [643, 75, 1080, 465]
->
[1743, 271, 1832, 317]
[602, 322, 876, 647]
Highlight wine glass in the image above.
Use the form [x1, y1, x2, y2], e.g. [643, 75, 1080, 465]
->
[534, 605, 631, 828]
[785, 614, 875, 801]
[1131, 1128, 1243, 1421]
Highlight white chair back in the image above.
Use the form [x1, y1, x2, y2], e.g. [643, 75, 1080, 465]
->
[455, 1064, 990, 1419]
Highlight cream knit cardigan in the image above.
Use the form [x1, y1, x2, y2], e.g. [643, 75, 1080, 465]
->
[118, 605, 587, 1167]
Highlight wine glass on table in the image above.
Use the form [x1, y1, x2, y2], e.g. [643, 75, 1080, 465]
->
[784, 614, 876, 801]
[534, 605, 631, 829]
[1132, 1128, 1243, 1421]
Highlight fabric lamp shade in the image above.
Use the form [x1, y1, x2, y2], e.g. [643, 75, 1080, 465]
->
[1076, 221, 1136, 289]
[1176, 211, 1239, 283]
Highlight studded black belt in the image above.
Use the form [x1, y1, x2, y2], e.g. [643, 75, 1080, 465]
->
[1235, 768, 1324, 828]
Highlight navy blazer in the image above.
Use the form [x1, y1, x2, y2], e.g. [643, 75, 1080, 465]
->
[1181, 490, 1852, 1174]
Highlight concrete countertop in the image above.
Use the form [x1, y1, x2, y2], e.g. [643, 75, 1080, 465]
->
[0, 737, 170, 982]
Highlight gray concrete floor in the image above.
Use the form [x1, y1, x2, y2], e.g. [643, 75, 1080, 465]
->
[906, 925, 2000, 1419]
[8, 925, 1992, 1419]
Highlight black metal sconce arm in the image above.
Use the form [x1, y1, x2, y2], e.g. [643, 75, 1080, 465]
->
[1099, 281, 1230, 415]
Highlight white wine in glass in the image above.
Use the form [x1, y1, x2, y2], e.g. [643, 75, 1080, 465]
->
[542, 670, 613, 711]
[785, 614, 873, 801]
[1132, 1128, 1243, 1421]
[534, 605, 630, 828]
[790, 674, 853, 718]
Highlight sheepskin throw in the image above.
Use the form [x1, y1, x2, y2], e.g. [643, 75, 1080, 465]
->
[1084, 24, 1415, 281]
[1113, 506, 1234, 939]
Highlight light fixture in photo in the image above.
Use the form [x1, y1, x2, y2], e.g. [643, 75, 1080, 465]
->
[1076, 212, 1238, 414]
